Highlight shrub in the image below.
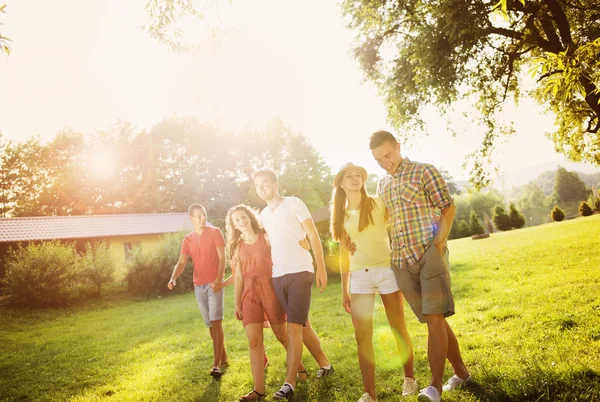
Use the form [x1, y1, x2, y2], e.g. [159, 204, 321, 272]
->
[469, 211, 485, 235]
[457, 220, 471, 238]
[579, 201, 593, 217]
[509, 203, 526, 229]
[2, 242, 80, 307]
[80, 242, 116, 297]
[551, 206, 565, 222]
[126, 231, 194, 297]
[493, 206, 512, 231]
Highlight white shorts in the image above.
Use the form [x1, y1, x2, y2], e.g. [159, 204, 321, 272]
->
[350, 267, 399, 295]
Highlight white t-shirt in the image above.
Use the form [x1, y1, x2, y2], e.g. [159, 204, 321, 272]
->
[260, 197, 314, 278]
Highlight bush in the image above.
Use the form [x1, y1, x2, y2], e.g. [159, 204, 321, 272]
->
[2, 242, 80, 307]
[126, 231, 194, 297]
[80, 242, 116, 297]
[469, 211, 485, 235]
[579, 201, 593, 217]
[493, 206, 512, 231]
[509, 202, 526, 229]
[551, 206, 565, 222]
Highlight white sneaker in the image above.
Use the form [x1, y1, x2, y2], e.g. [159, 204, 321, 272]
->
[402, 377, 419, 396]
[357, 392, 376, 402]
[442, 374, 471, 392]
[417, 386, 441, 402]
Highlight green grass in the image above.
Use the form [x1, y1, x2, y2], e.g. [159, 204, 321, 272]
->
[1, 215, 600, 401]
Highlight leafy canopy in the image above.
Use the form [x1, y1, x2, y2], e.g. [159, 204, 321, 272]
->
[342, 0, 600, 188]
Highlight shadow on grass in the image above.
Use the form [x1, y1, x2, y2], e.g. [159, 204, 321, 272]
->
[450, 368, 600, 402]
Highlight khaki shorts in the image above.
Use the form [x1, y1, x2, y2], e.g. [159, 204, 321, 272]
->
[392, 244, 455, 323]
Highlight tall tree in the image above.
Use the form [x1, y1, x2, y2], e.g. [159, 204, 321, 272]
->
[343, 0, 600, 187]
[553, 166, 590, 203]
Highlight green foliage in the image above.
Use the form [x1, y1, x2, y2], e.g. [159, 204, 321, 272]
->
[125, 231, 194, 297]
[1, 118, 332, 219]
[493, 206, 512, 231]
[0, 4, 11, 56]
[449, 219, 471, 239]
[80, 242, 116, 297]
[552, 205, 565, 222]
[508, 202, 526, 229]
[469, 211, 485, 235]
[579, 201, 593, 217]
[2, 242, 80, 307]
[554, 167, 590, 204]
[343, 0, 600, 186]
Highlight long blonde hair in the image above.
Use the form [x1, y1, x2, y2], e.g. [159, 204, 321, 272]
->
[330, 185, 375, 242]
[225, 204, 265, 260]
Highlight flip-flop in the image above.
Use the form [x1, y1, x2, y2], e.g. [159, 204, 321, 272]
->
[209, 367, 222, 379]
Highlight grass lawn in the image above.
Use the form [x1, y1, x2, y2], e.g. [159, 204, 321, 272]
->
[1, 215, 599, 401]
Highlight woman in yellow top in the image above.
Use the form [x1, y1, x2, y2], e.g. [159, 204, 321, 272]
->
[330, 163, 417, 402]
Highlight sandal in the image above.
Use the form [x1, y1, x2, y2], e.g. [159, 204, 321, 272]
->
[239, 390, 265, 401]
[209, 367, 222, 379]
[297, 369, 308, 381]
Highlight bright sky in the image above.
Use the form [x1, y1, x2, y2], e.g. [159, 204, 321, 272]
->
[0, 0, 598, 187]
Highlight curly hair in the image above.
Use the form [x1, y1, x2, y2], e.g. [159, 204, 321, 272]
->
[225, 204, 266, 261]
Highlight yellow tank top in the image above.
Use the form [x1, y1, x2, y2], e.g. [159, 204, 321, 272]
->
[343, 195, 391, 272]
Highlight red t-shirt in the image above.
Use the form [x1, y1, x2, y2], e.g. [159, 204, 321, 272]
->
[181, 227, 225, 286]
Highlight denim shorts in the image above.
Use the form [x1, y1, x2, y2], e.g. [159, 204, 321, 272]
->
[195, 284, 224, 327]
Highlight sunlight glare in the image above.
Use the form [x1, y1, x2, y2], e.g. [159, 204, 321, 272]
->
[87, 148, 116, 178]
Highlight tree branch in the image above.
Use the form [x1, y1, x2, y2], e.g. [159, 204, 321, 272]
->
[537, 69, 564, 82]
[546, 0, 573, 48]
[540, 14, 563, 51]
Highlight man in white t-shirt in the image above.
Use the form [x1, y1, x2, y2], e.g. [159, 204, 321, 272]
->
[253, 167, 334, 401]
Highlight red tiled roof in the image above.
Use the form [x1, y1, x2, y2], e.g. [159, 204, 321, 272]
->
[0, 213, 207, 242]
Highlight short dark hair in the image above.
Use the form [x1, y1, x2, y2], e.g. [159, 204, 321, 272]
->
[369, 130, 398, 149]
[188, 203, 206, 216]
[252, 167, 278, 183]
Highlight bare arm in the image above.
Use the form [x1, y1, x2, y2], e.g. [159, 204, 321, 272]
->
[210, 245, 226, 291]
[434, 204, 456, 251]
[300, 217, 327, 292]
[220, 253, 238, 289]
[168, 252, 189, 289]
[339, 237, 351, 313]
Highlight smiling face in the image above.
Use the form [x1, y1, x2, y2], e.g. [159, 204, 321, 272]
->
[189, 207, 207, 228]
[254, 174, 278, 202]
[339, 167, 364, 193]
[371, 140, 402, 175]
[231, 209, 252, 233]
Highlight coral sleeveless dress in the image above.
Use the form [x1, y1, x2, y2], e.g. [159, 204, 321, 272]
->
[238, 233, 286, 326]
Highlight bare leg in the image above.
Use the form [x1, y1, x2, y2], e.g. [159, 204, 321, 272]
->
[425, 314, 447, 394]
[209, 320, 224, 368]
[302, 319, 330, 367]
[380, 291, 414, 378]
[286, 322, 303, 387]
[445, 320, 469, 379]
[351, 293, 376, 400]
[271, 323, 306, 373]
[221, 344, 228, 364]
[244, 324, 266, 394]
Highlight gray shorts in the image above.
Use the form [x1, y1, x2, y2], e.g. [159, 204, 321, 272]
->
[195, 284, 224, 327]
[392, 244, 455, 323]
[272, 271, 314, 326]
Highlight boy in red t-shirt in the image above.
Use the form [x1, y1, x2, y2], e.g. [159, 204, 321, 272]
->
[168, 204, 228, 379]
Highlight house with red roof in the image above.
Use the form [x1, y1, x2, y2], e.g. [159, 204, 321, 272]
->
[0, 213, 199, 281]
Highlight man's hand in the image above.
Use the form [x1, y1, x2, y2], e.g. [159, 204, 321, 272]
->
[315, 267, 328, 293]
[167, 279, 176, 290]
[235, 303, 243, 321]
[210, 280, 222, 292]
[342, 292, 351, 314]
[434, 240, 447, 254]
[345, 236, 356, 256]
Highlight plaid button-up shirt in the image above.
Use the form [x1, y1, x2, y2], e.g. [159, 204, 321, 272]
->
[377, 158, 453, 267]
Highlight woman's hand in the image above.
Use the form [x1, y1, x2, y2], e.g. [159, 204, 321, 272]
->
[342, 292, 351, 314]
[298, 237, 311, 251]
[235, 303, 243, 321]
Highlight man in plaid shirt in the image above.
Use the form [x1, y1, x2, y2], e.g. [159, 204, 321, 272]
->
[370, 130, 470, 402]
